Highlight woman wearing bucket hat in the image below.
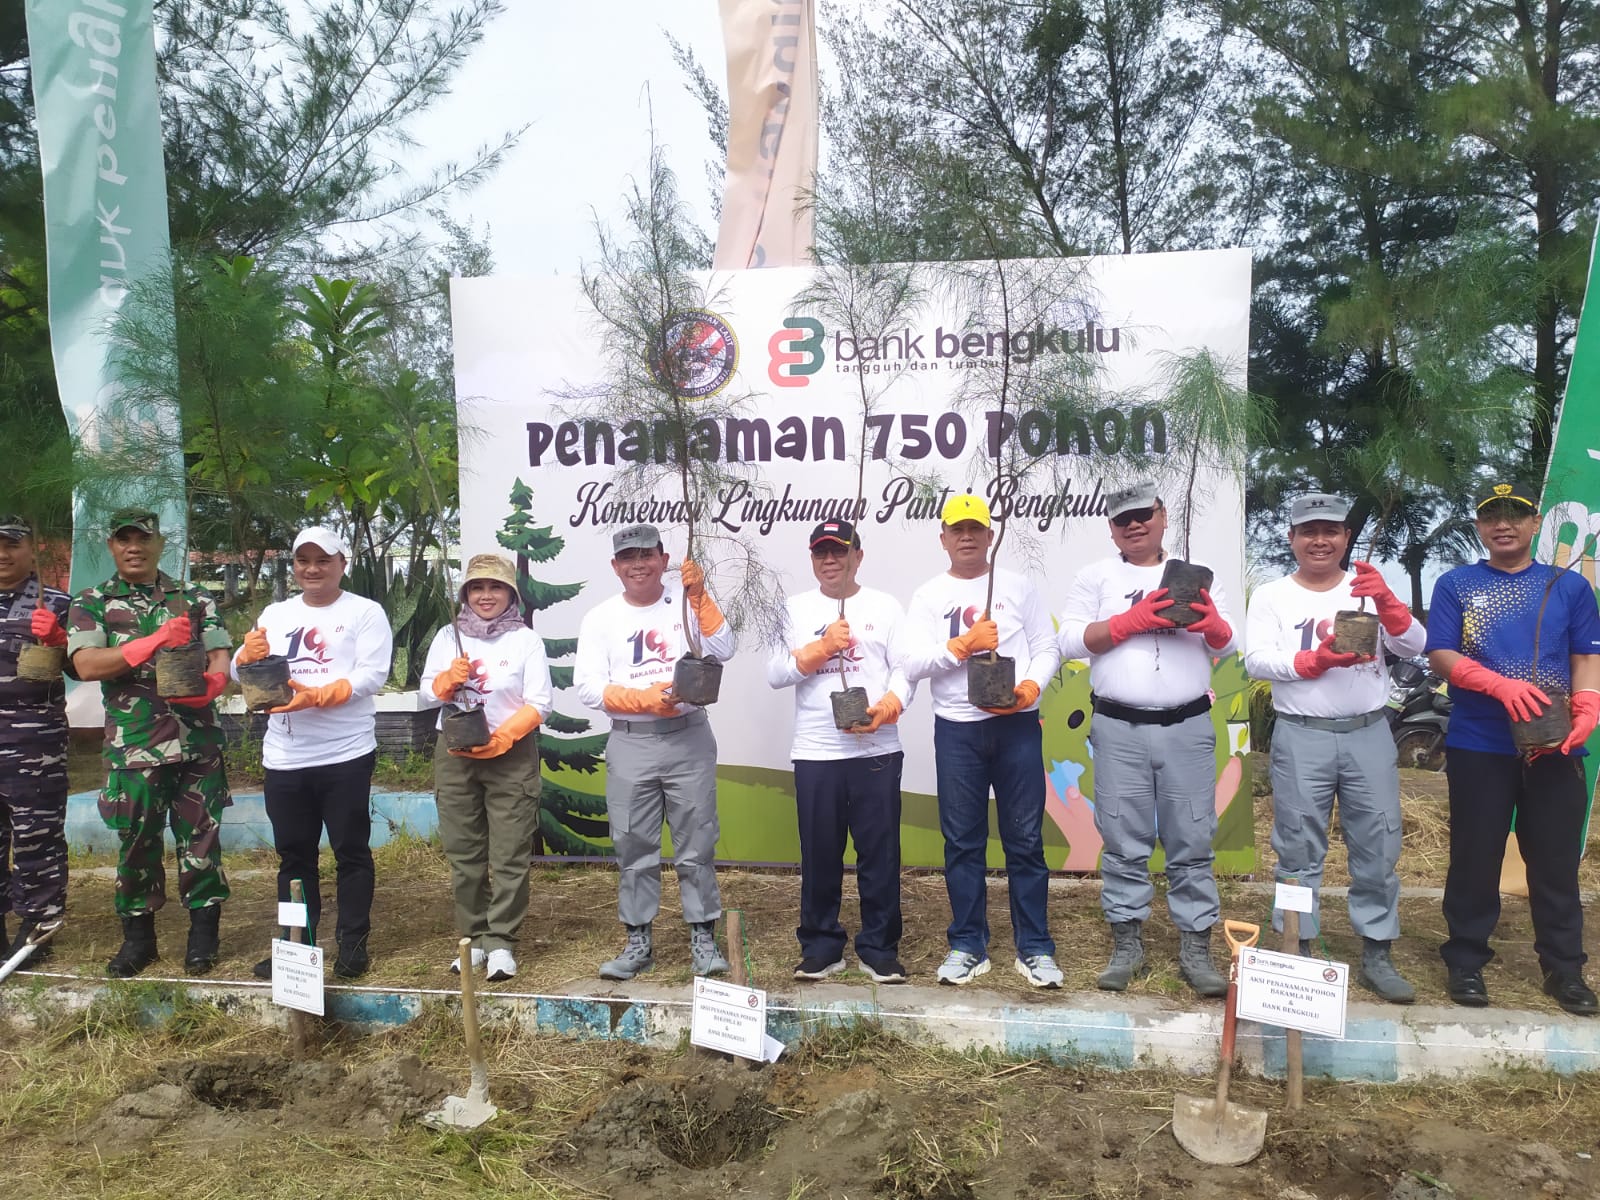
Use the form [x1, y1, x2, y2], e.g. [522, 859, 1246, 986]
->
[420, 553, 552, 981]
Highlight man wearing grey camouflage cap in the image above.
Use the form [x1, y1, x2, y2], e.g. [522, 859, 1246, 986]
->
[1245, 493, 1425, 1003]
[0, 515, 72, 964]
[573, 524, 736, 980]
[68, 507, 234, 977]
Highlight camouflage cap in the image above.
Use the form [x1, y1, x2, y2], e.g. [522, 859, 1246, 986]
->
[109, 507, 160, 536]
[0, 514, 31, 540]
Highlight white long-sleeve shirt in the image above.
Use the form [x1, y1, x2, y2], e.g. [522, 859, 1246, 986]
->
[1245, 571, 1426, 717]
[573, 584, 738, 722]
[229, 591, 393, 770]
[766, 585, 913, 760]
[418, 624, 554, 730]
[902, 567, 1059, 722]
[1056, 557, 1238, 708]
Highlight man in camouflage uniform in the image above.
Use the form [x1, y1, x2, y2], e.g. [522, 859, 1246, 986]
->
[67, 508, 233, 977]
[0, 515, 71, 963]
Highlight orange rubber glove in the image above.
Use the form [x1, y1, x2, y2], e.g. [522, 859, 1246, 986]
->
[1349, 562, 1413, 636]
[1107, 589, 1175, 644]
[793, 620, 852, 675]
[849, 691, 903, 734]
[431, 656, 472, 701]
[1448, 658, 1550, 722]
[603, 681, 679, 718]
[681, 560, 726, 637]
[119, 614, 192, 668]
[1560, 689, 1600, 755]
[1294, 634, 1367, 679]
[169, 671, 229, 708]
[450, 705, 544, 759]
[269, 678, 354, 714]
[1186, 589, 1233, 650]
[980, 679, 1041, 716]
[947, 618, 999, 661]
[30, 607, 67, 647]
[236, 626, 270, 665]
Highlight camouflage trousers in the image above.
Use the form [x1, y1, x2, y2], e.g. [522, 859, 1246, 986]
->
[0, 739, 69, 922]
[99, 750, 231, 916]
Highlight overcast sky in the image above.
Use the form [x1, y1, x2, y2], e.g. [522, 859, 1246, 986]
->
[404, 2, 729, 277]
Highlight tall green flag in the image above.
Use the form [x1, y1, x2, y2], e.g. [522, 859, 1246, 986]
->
[1537, 219, 1600, 838]
[26, 0, 185, 587]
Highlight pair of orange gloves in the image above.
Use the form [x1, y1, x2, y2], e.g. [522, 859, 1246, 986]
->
[118, 615, 227, 707]
[945, 617, 1040, 715]
[790, 618, 902, 733]
[431, 654, 542, 759]
[238, 627, 353, 714]
[602, 560, 727, 721]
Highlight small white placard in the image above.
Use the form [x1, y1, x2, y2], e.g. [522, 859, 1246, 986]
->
[277, 901, 309, 928]
[270, 939, 325, 1017]
[1274, 883, 1315, 914]
[690, 976, 772, 1062]
[1236, 946, 1348, 1039]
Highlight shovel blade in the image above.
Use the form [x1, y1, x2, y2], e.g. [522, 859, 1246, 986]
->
[1172, 1091, 1267, 1166]
[422, 1092, 498, 1131]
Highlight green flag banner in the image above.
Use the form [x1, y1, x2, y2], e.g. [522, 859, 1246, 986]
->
[26, 0, 185, 587]
[1537, 220, 1600, 839]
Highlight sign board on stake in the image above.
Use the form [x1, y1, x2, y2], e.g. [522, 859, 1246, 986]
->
[1236, 946, 1348, 1039]
[271, 939, 325, 1017]
[1274, 883, 1314, 914]
[690, 976, 784, 1062]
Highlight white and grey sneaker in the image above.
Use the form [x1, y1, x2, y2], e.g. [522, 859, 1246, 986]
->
[793, 955, 846, 980]
[450, 947, 487, 975]
[599, 924, 654, 981]
[936, 950, 991, 985]
[486, 948, 517, 982]
[1015, 954, 1064, 988]
[689, 921, 730, 976]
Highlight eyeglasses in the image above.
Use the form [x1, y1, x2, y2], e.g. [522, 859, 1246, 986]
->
[1111, 506, 1158, 528]
[810, 543, 851, 559]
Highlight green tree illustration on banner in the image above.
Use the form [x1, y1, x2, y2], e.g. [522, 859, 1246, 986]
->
[497, 478, 611, 856]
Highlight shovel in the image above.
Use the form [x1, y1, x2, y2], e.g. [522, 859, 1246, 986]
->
[1173, 919, 1267, 1166]
[423, 937, 498, 1131]
[0, 920, 61, 985]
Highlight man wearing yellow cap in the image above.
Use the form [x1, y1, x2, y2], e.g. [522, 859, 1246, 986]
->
[903, 494, 1062, 987]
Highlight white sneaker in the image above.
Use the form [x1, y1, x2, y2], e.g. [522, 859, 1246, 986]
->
[1015, 954, 1064, 988]
[486, 948, 517, 981]
[936, 950, 991, 985]
[450, 947, 487, 974]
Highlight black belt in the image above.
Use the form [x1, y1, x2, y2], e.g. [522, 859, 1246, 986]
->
[1091, 694, 1210, 727]
[609, 709, 708, 735]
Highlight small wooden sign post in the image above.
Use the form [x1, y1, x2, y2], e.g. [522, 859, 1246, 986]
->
[1280, 909, 1303, 1112]
[287, 879, 309, 1058]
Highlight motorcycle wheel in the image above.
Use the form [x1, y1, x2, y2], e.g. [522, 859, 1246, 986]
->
[1396, 728, 1446, 772]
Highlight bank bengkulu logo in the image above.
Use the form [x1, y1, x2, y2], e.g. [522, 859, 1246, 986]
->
[768, 315, 825, 387]
[647, 309, 739, 399]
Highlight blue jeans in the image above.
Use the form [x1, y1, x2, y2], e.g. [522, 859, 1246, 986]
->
[933, 712, 1054, 959]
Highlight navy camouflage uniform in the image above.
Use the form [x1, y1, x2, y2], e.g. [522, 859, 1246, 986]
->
[1, 577, 72, 928]
[67, 573, 233, 915]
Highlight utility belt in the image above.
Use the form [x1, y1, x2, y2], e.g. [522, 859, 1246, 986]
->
[1275, 708, 1387, 734]
[609, 708, 709, 736]
[1091, 694, 1210, 727]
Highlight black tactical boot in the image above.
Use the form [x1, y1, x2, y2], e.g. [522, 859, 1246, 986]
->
[1177, 927, 1228, 998]
[1096, 921, 1148, 991]
[184, 905, 221, 974]
[107, 913, 158, 978]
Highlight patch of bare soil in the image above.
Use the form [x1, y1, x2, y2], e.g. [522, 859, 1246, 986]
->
[81, 1052, 449, 1150]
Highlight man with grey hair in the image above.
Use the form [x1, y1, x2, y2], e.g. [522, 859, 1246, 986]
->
[1058, 481, 1235, 997]
[574, 524, 735, 980]
[1245, 494, 1425, 1003]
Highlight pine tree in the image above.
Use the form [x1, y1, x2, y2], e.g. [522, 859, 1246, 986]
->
[496, 478, 610, 856]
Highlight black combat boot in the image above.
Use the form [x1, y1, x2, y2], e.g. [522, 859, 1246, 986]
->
[185, 905, 221, 974]
[107, 913, 158, 978]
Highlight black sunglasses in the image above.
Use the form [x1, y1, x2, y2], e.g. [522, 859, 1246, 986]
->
[1111, 506, 1158, 528]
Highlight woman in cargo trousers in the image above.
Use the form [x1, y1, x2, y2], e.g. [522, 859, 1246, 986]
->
[420, 554, 553, 981]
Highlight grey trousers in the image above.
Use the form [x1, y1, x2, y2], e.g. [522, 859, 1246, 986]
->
[433, 733, 541, 952]
[1090, 710, 1220, 931]
[1269, 716, 1402, 941]
[606, 712, 722, 926]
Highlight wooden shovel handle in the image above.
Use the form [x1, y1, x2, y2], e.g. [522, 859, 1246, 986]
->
[1223, 920, 1260, 953]
[458, 937, 485, 1066]
[1215, 920, 1260, 1107]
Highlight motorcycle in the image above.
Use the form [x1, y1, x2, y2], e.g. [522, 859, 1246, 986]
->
[1386, 658, 1450, 771]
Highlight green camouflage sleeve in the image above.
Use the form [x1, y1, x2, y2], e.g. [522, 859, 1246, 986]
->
[66, 587, 109, 656]
[196, 589, 231, 652]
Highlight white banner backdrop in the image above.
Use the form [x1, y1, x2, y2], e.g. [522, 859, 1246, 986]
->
[451, 250, 1254, 869]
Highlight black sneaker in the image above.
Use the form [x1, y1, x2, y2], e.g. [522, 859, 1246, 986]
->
[1543, 971, 1599, 1017]
[861, 957, 909, 984]
[252, 956, 273, 981]
[1446, 967, 1489, 1007]
[793, 955, 846, 980]
[334, 938, 370, 979]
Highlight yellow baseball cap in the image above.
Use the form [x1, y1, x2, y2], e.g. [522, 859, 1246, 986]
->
[941, 493, 991, 527]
